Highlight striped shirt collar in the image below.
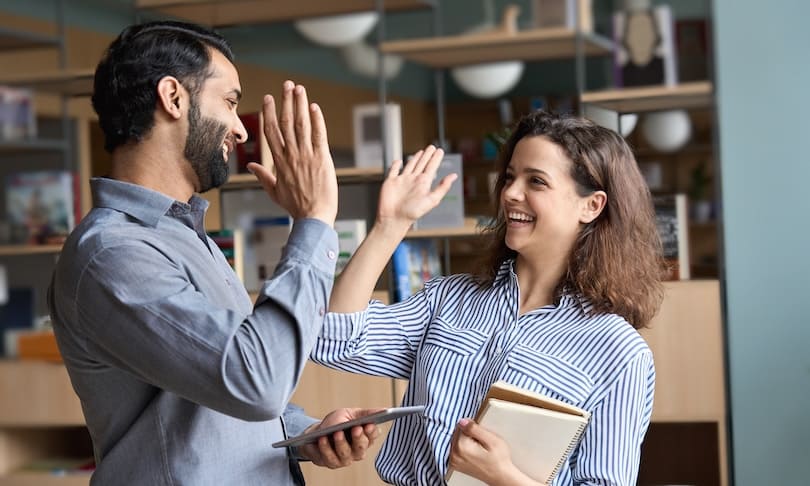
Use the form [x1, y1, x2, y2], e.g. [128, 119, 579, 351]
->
[495, 258, 591, 316]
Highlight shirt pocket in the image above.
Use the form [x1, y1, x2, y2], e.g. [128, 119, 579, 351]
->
[503, 345, 594, 406]
[421, 318, 489, 356]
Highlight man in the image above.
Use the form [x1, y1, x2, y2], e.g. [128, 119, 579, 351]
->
[48, 20, 379, 485]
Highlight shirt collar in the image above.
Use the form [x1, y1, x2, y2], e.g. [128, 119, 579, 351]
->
[494, 258, 590, 314]
[90, 177, 209, 229]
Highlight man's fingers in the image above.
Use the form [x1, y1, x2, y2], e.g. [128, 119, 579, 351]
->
[387, 159, 403, 179]
[310, 102, 330, 156]
[262, 95, 285, 164]
[278, 80, 298, 160]
[294, 84, 312, 154]
[401, 150, 423, 174]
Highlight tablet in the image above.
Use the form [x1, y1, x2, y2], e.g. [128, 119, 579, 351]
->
[272, 405, 425, 448]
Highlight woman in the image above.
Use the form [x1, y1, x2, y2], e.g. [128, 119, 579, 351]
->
[312, 110, 664, 485]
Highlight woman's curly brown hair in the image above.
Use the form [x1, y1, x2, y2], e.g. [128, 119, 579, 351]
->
[474, 110, 665, 328]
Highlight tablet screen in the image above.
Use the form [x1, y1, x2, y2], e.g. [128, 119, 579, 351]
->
[272, 405, 425, 448]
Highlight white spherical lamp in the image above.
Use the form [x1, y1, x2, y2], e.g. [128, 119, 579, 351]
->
[450, 61, 524, 99]
[585, 105, 638, 137]
[341, 40, 404, 80]
[294, 12, 379, 47]
[641, 109, 692, 152]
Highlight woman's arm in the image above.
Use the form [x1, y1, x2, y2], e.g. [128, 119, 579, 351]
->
[329, 145, 456, 313]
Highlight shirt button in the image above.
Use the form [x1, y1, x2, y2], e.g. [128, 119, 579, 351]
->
[318, 307, 325, 316]
[495, 346, 502, 355]
[327, 250, 336, 260]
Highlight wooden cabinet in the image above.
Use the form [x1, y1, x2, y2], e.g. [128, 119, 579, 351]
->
[0, 361, 91, 485]
[639, 280, 728, 486]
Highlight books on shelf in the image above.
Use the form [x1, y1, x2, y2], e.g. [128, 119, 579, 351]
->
[232, 112, 262, 174]
[654, 193, 690, 280]
[334, 219, 367, 276]
[391, 239, 442, 302]
[244, 216, 293, 291]
[0, 86, 36, 140]
[208, 229, 246, 284]
[413, 153, 465, 230]
[446, 380, 591, 486]
[5, 170, 77, 245]
[612, 5, 678, 88]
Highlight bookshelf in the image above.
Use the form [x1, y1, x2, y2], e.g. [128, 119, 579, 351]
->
[0, 8, 94, 485]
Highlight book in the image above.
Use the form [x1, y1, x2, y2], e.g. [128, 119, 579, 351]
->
[334, 219, 367, 276]
[391, 239, 442, 302]
[244, 216, 293, 291]
[232, 112, 264, 174]
[446, 380, 591, 486]
[208, 229, 246, 284]
[5, 170, 76, 244]
[0, 86, 36, 140]
[613, 6, 678, 88]
[653, 194, 690, 280]
[413, 153, 465, 230]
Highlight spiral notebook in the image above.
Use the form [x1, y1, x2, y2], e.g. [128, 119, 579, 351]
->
[446, 380, 591, 485]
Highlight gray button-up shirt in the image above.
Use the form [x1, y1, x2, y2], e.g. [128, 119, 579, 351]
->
[48, 178, 338, 485]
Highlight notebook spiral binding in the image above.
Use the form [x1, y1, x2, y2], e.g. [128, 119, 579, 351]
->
[545, 420, 590, 483]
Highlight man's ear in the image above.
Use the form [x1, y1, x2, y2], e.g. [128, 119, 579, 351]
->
[580, 190, 607, 224]
[156, 76, 184, 120]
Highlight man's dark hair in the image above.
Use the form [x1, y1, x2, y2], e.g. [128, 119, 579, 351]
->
[92, 21, 234, 153]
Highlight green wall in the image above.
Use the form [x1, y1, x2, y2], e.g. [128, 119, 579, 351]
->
[713, 0, 810, 482]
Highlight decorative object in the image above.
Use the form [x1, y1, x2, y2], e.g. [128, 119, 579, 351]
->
[532, 0, 593, 33]
[613, 5, 678, 87]
[450, 3, 524, 99]
[641, 109, 692, 152]
[294, 11, 378, 47]
[352, 102, 402, 169]
[688, 160, 713, 222]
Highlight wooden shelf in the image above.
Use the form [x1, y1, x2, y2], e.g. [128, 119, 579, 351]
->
[580, 81, 714, 113]
[0, 245, 62, 256]
[0, 70, 94, 97]
[136, 0, 433, 27]
[0, 472, 91, 486]
[0, 139, 68, 153]
[0, 361, 84, 427]
[0, 27, 60, 52]
[223, 166, 385, 189]
[381, 28, 613, 68]
[406, 217, 480, 238]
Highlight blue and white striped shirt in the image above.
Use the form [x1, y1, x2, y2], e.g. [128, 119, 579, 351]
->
[312, 260, 654, 485]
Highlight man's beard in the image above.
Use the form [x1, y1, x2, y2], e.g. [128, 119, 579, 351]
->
[184, 99, 230, 193]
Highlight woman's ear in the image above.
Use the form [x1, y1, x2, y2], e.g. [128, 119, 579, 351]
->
[156, 76, 184, 120]
[580, 190, 607, 224]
